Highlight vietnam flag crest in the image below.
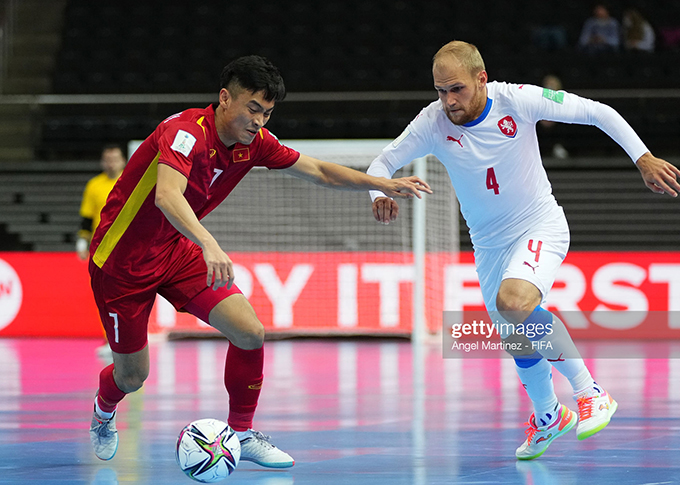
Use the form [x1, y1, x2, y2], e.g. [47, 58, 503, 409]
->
[233, 147, 250, 162]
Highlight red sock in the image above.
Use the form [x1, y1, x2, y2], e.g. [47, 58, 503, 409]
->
[225, 345, 264, 431]
[96, 364, 127, 413]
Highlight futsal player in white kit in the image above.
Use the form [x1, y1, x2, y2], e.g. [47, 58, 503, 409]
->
[368, 40, 680, 460]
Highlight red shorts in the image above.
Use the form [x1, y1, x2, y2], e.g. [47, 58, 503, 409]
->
[89, 243, 242, 354]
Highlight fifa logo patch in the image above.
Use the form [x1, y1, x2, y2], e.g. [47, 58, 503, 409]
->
[170, 130, 197, 157]
[542, 88, 565, 104]
[497, 116, 517, 138]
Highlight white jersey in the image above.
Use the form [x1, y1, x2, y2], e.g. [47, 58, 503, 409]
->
[368, 81, 648, 249]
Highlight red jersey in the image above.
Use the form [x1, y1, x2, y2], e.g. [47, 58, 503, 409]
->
[90, 104, 299, 281]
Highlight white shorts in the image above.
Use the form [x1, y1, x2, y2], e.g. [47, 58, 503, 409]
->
[475, 207, 570, 313]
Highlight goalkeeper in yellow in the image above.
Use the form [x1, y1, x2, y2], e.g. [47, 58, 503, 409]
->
[77, 145, 127, 259]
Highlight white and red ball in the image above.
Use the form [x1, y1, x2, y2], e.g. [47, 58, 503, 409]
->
[176, 418, 241, 483]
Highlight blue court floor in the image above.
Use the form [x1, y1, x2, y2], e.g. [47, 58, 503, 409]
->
[1, 337, 679, 484]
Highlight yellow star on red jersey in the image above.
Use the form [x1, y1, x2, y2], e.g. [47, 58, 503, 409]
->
[233, 148, 250, 162]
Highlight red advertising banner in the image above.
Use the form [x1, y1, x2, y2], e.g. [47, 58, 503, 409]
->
[149, 251, 449, 337]
[0, 251, 679, 339]
[0, 253, 101, 337]
[448, 252, 680, 339]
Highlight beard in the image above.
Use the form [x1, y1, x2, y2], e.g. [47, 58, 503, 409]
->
[445, 108, 475, 126]
[445, 88, 486, 126]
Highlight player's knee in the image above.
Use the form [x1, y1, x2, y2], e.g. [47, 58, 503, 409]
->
[233, 323, 265, 350]
[114, 368, 148, 393]
[496, 291, 536, 320]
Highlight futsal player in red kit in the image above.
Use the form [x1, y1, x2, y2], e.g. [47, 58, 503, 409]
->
[88, 55, 432, 466]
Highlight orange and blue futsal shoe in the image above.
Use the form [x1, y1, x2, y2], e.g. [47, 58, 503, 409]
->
[515, 404, 577, 460]
[575, 385, 618, 440]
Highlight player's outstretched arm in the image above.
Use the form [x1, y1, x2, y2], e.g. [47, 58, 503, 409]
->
[156, 163, 234, 290]
[635, 152, 680, 197]
[283, 154, 432, 198]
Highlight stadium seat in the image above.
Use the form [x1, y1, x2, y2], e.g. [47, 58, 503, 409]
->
[38, 0, 680, 156]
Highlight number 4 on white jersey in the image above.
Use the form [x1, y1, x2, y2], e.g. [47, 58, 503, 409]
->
[486, 167, 499, 195]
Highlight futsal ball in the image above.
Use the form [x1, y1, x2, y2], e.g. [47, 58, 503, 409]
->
[176, 418, 241, 483]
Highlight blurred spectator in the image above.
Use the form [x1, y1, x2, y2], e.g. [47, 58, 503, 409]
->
[622, 8, 655, 52]
[532, 24, 568, 51]
[531, 9, 568, 52]
[76, 144, 126, 260]
[579, 4, 620, 54]
[538, 75, 569, 159]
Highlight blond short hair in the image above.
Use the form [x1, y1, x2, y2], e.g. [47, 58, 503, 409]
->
[433, 41, 485, 75]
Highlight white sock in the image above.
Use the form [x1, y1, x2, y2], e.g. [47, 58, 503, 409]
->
[535, 312, 583, 362]
[94, 398, 114, 420]
[574, 379, 603, 398]
[515, 359, 560, 427]
[235, 429, 253, 440]
[529, 312, 597, 393]
[551, 360, 596, 394]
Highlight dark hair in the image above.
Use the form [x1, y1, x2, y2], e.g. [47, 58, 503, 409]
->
[101, 144, 126, 158]
[220, 55, 286, 102]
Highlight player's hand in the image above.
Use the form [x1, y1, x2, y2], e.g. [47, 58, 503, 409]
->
[636, 152, 680, 197]
[373, 197, 400, 224]
[203, 241, 234, 290]
[76, 237, 89, 261]
[379, 176, 433, 199]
